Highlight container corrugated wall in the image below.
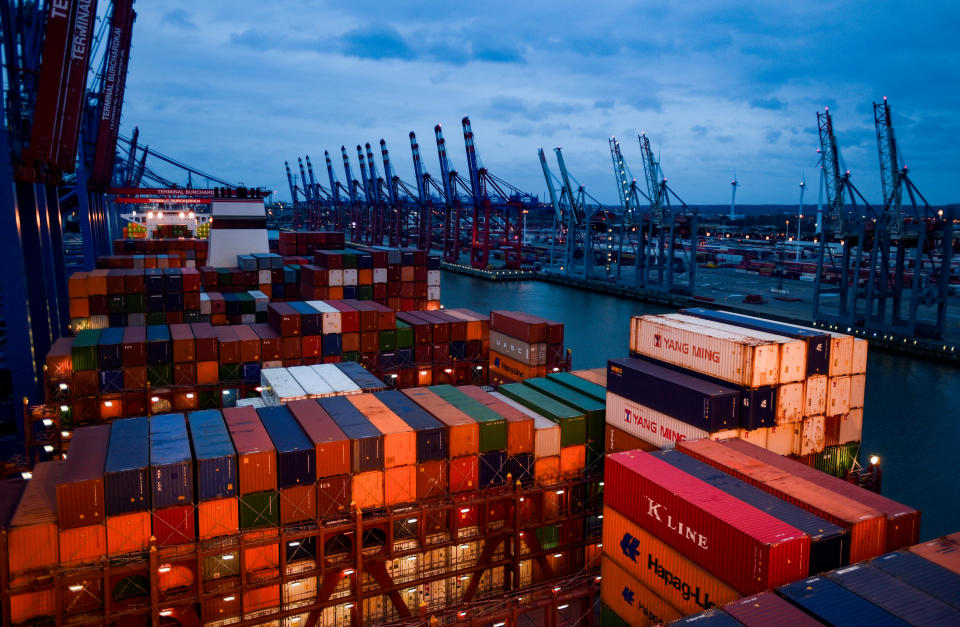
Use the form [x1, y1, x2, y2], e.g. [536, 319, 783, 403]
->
[149, 414, 194, 508]
[606, 391, 710, 450]
[56, 424, 110, 528]
[222, 407, 277, 495]
[600, 555, 684, 626]
[104, 417, 150, 515]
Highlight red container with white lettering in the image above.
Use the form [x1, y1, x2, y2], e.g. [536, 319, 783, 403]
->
[605, 450, 809, 594]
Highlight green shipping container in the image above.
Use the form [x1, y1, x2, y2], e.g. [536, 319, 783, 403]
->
[71, 329, 101, 372]
[535, 524, 559, 550]
[429, 385, 507, 452]
[813, 442, 860, 478]
[237, 292, 255, 314]
[340, 252, 358, 269]
[523, 378, 605, 441]
[379, 329, 397, 351]
[342, 352, 360, 363]
[219, 363, 241, 382]
[358, 285, 373, 300]
[216, 268, 232, 285]
[498, 383, 586, 447]
[147, 364, 173, 386]
[547, 372, 605, 403]
[395, 321, 414, 348]
[146, 312, 166, 325]
[126, 293, 146, 313]
[202, 551, 240, 580]
[198, 388, 220, 409]
[239, 491, 279, 529]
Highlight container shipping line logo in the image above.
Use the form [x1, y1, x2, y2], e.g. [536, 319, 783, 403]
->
[622, 403, 690, 445]
[619, 584, 670, 624]
[652, 333, 721, 363]
[492, 355, 523, 378]
[619, 532, 718, 610]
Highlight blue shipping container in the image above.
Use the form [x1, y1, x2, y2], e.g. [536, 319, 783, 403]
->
[322, 333, 342, 356]
[336, 362, 388, 392]
[256, 406, 316, 487]
[506, 453, 534, 486]
[827, 562, 960, 625]
[105, 417, 151, 515]
[777, 576, 910, 626]
[149, 413, 195, 507]
[97, 327, 125, 370]
[187, 410, 238, 501]
[870, 551, 960, 611]
[374, 390, 447, 462]
[146, 325, 172, 365]
[478, 451, 507, 488]
[317, 396, 384, 472]
[99, 369, 125, 393]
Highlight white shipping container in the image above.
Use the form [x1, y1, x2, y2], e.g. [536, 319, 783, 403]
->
[827, 376, 851, 417]
[328, 269, 343, 286]
[489, 330, 547, 366]
[666, 314, 807, 383]
[780, 322, 855, 377]
[490, 392, 560, 457]
[427, 270, 441, 286]
[734, 426, 767, 450]
[305, 300, 342, 334]
[630, 315, 780, 387]
[199, 292, 211, 315]
[839, 408, 863, 444]
[258, 269, 271, 284]
[236, 397, 266, 409]
[373, 268, 388, 284]
[605, 391, 710, 449]
[776, 382, 804, 424]
[804, 375, 828, 416]
[427, 286, 441, 301]
[766, 422, 800, 456]
[260, 368, 308, 405]
[851, 338, 868, 374]
[311, 363, 361, 395]
[262, 360, 283, 369]
[287, 365, 336, 398]
[342, 268, 358, 286]
[849, 374, 866, 409]
[800, 415, 826, 456]
[282, 576, 317, 608]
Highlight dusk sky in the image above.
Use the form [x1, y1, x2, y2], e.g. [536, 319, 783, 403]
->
[121, 1, 959, 206]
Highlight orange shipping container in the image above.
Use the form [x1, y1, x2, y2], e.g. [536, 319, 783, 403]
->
[106, 512, 152, 556]
[9, 590, 55, 624]
[279, 485, 316, 524]
[571, 368, 606, 386]
[402, 387, 479, 457]
[69, 297, 90, 319]
[68, 271, 89, 298]
[384, 465, 416, 506]
[59, 524, 107, 565]
[601, 555, 684, 626]
[352, 470, 385, 509]
[416, 460, 447, 500]
[489, 350, 546, 382]
[8, 460, 62, 573]
[605, 424, 660, 454]
[198, 498, 240, 539]
[560, 445, 586, 477]
[243, 584, 281, 613]
[244, 542, 280, 573]
[347, 394, 416, 468]
[286, 400, 351, 478]
[602, 505, 741, 614]
[460, 385, 534, 455]
[534, 456, 561, 485]
[196, 360, 220, 385]
[223, 407, 277, 495]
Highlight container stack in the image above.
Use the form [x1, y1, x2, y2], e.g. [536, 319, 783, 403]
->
[488, 311, 566, 384]
[668, 536, 960, 626]
[4, 382, 606, 626]
[275, 231, 345, 256]
[618, 310, 866, 476]
[599, 444, 921, 625]
[113, 237, 209, 266]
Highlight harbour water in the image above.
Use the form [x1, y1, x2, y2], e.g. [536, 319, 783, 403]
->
[441, 271, 960, 541]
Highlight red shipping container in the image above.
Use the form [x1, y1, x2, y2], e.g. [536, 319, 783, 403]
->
[170, 323, 196, 362]
[301, 334, 322, 358]
[184, 291, 201, 311]
[605, 450, 809, 594]
[491, 310, 549, 344]
[678, 438, 888, 563]
[243, 542, 280, 574]
[152, 505, 195, 546]
[279, 485, 316, 524]
[416, 460, 447, 500]
[123, 390, 147, 417]
[327, 300, 360, 333]
[190, 322, 219, 362]
[352, 470, 384, 509]
[342, 332, 360, 353]
[181, 267, 201, 291]
[384, 465, 416, 506]
[215, 326, 241, 364]
[281, 336, 301, 360]
[252, 323, 282, 361]
[234, 325, 262, 363]
[196, 361, 218, 385]
[286, 400, 351, 478]
[9, 591, 54, 624]
[720, 438, 919, 553]
[449, 455, 479, 493]
[57, 424, 110, 528]
[59, 523, 107, 565]
[223, 407, 277, 494]
[45, 336, 74, 379]
[317, 475, 351, 517]
[268, 302, 301, 336]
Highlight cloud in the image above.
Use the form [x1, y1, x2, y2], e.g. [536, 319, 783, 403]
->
[472, 43, 525, 63]
[691, 125, 709, 138]
[488, 97, 583, 121]
[766, 129, 783, 144]
[626, 94, 663, 113]
[230, 29, 275, 50]
[750, 97, 786, 110]
[593, 100, 615, 110]
[163, 9, 196, 30]
[340, 25, 416, 60]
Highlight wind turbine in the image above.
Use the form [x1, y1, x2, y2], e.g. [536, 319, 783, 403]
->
[728, 171, 740, 220]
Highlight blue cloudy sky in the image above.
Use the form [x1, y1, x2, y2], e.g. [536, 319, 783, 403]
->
[120, 1, 959, 206]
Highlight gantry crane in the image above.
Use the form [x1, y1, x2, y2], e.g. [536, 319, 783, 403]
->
[609, 137, 650, 284]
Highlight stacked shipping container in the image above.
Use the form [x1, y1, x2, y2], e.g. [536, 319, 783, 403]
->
[488, 311, 567, 383]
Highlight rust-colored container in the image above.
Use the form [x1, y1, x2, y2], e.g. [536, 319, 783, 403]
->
[601, 555, 684, 626]
[352, 470, 385, 509]
[243, 584, 281, 614]
[348, 394, 416, 468]
[122, 326, 147, 367]
[286, 399, 351, 479]
[56, 424, 110, 529]
[317, 475, 351, 517]
[602, 505, 741, 613]
[449, 455, 479, 493]
[491, 310, 549, 344]
[196, 360, 219, 385]
[416, 460, 447, 500]
[279, 485, 316, 523]
[489, 350, 546, 383]
[460, 385, 534, 455]
[45, 336, 74, 379]
[606, 450, 810, 594]
[223, 407, 277, 495]
[170, 323, 196, 362]
[8, 460, 61, 574]
[559, 445, 586, 477]
[106, 512, 151, 556]
[534, 456, 561, 484]
[720, 437, 919, 552]
[678, 438, 886, 564]
[191, 322, 219, 362]
[909, 536, 960, 574]
[198, 498, 239, 539]
[216, 325, 241, 364]
[234, 324, 262, 363]
[268, 302, 301, 336]
[9, 590, 55, 624]
[153, 505, 195, 546]
[605, 424, 660, 454]
[402, 387, 479, 457]
[253, 323, 282, 361]
[59, 523, 107, 565]
[384, 465, 417, 506]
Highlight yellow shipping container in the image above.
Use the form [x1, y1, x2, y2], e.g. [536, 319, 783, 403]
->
[601, 506, 742, 615]
[601, 555, 683, 626]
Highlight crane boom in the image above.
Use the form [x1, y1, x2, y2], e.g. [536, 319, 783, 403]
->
[538, 148, 562, 221]
[410, 132, 426, 201]
[341, 146, 357, 204]
[816, 108, 846, 235]
[434, 125, 454, 207]
[554, 147, 583, 224]
[380, 139, 398, 205]
[285, 161, 298, 205]
[874, 98, 902, 237]
[638, 132, 664, 226]
[297, 157, 312, 205]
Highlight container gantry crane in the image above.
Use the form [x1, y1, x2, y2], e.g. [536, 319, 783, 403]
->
[609, 137, 650, 284]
